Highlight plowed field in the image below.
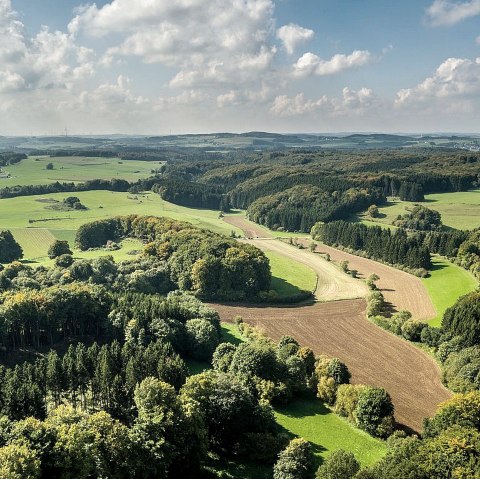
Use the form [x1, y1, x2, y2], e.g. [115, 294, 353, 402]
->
[213, 300, 450, 432]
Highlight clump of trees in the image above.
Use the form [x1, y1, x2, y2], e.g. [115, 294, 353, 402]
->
[75, 215, 271, 301]
[0, 231, 23, 263]
[392, 205, 442, 231]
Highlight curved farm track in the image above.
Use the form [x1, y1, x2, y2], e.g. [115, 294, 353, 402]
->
[217, 216, 451, 432]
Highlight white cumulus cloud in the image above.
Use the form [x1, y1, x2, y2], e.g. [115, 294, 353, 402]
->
[71, 0, 277, 90]
[276, 23, 314, 55]
[396, 57, 480, 108]
[293, 50, 373, 77]
[426, 0, 480, 26]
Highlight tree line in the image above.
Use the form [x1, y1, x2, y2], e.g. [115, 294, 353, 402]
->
[312, 221, 432, 271]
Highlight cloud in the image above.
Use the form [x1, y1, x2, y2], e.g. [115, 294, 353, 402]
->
[71, 0, 277, 90]
[270, 87, 378, 117]
[293, 50, 373, 77]
[395, 57, 480, 109]
[0, 0, 94, 93]
[426, 0, 480, 26]
[276, 23, 314, 55]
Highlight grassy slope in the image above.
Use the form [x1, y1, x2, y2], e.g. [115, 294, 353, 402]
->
[357, 189, 480, 231]
[0, 156, 158, 186]
[275, 399, 387, 468]
[266, 251, 317, 298]
[423, 256, 477, 327]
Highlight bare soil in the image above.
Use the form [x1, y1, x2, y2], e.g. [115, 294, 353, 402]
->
[213, 300, 451, 433]
[224, 216, 272, 239]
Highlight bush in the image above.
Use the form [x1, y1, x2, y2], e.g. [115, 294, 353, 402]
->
[420, 326, 442, 347]
[54, 254, 74, 268]
[185, 318, 220, 361]
[315, 449, 360, 479]
[354, 387, 395, 438]
[48, 240, 72, 259]
[401, 319, 426, 342]
[273, 438, 313, 479]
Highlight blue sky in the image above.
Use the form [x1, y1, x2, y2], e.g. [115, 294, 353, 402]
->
[1, 0, 479, 134]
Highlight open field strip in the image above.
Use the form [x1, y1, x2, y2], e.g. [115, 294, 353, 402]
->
[422, 256, 477, 327]
[1, 156, 158, 186]
[266, 251, 317, 299]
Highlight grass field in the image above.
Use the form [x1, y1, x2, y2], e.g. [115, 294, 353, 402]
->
[423, 256, 477, 327]
[275, 398, 387, 468]
[0, 190, 242, 263]
[0, 156, 158, 186]
[356, 189, 480, 230]
[266, 251, 317, 299]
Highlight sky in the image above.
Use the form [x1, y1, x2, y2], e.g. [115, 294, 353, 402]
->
[0, 0, 479, 135]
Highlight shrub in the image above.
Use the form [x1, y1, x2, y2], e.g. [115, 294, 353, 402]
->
[48, 240, 72, 259]
[54, 254, 74, 268]
[401, 319, 426, 342]
[273, 438, 313, 479]
[315, 449, 360, 479]
[185, 318, 220, 361]
[354, 387, 395, 438]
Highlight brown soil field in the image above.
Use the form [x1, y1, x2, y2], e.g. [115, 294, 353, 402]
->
[213, 300, 451, 433]
[302, 240, 437, 321]
[224, 216, 273, 238]
[244, 238, 367, 302]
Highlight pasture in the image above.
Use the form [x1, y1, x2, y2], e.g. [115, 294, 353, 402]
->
[356, 189, 480, 230]
[422, 256, 477, 327]
[0, 156, 158, 186]
[0, 190, 243, 263]
[275, 399, 387, 467]
[266, 251, 317, 299]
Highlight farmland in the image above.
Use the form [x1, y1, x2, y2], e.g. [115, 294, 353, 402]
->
[0, 156, 158, 186]
[214, 299, 451, 432]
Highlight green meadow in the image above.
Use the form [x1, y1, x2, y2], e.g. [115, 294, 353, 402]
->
[0, 156, 158, 186]
[266, 251, 317, 299]
[356, 189, 480, 231]
[423, 256, 477, 327]
[275, 399, 387, 468]
[0, 190, 243, 263]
